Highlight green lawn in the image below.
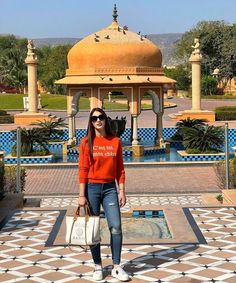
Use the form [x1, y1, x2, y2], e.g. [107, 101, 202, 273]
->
[202, 95, 236, 99]
[0, 94, 25, 109]
[0, 94, 151, 110]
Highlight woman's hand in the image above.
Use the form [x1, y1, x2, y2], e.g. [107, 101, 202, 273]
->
[78, 196, 88, 206]
[119, 190, 126, 207]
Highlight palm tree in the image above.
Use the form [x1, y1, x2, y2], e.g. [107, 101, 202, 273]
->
[172, 118, 207, 141]
[31, 118, 67, 141]
[176, 117, 207, 128]
[11, 128, 49, 156]
[182, 125, 224, 153]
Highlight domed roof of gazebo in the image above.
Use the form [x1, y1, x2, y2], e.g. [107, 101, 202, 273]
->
[56, 5, 175, 85]
[67, 18, 162, 75]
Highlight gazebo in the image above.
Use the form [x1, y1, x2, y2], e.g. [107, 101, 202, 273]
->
[56, 5, 175, 154]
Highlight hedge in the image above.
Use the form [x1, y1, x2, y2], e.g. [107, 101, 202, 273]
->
[3, 166, 26, 194]
[215, 106, 236, 121]
[0, 115, 14, 123]
[0, 110, 7, 115]
[0, 109, 14, 123]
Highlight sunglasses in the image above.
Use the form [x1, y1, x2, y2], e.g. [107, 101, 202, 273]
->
[91, 114, 106, 122]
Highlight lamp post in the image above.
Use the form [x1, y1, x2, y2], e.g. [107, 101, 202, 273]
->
[225, 122, 230, 189]
[16, 127, 21, 193]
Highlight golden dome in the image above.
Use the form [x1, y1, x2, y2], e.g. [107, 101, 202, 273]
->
[67, 19, 162, 76]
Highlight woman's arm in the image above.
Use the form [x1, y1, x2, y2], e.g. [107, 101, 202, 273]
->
[116, 139, 125, 185]
[78, 139, 89, 206]
[79, 183, 87, 206]
[116, 139, 126, 207]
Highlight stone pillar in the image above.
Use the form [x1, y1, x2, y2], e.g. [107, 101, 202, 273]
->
[68, 114, 76, 145]
[25, 40, 38, 113]
[72, 115, 76, 139]
[155, 113, 163, 144]
[189, 38, 202, 111]
[67, 94, 76, 146]
[132, 115, 139, 145]
[130, 114, 133, 142]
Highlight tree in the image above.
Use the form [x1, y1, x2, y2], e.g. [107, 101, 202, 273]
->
[164, 65, 191, 91]
[201, 75, 218, 96]
[0, 35, 27, 93]
[175, 21, 236, 90]
[37, 45, 71, 94]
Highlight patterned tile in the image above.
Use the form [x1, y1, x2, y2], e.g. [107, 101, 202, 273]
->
[40, 194, 203, 210]
[1, 201, 236, 282]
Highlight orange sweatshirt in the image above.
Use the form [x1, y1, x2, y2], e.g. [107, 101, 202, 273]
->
[79, 136, 125, 184]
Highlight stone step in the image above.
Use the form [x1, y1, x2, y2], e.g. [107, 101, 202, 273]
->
[168, 112, 184, 120]
[168, 114, 177, 119]
[222, 189, 236, 205]
[201, 193, 224, 205]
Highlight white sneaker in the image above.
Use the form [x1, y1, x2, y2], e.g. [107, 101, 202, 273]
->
[93, 264, 103, 281]
[111, 265, 129, 282]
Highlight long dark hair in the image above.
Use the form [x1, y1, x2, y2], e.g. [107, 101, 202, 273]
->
[87, 108, 114, 159]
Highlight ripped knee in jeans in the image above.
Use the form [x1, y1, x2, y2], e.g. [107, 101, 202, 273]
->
[110, 227, 122, 235]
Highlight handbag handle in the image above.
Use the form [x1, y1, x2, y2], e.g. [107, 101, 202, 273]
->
[74, 204, 92, 220]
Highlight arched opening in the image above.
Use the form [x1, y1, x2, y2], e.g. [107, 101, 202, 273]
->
[102, 91, 129, 111]
[140, 92, 152, 111]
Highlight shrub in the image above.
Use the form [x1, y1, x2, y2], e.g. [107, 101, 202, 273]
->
[171, 118, 207, 141]
[215, 106, 236, 121]
[11, 128, 50, 156]
[0, 109, 14, 123]
[31, 118, 67, 141]
[3, 166, 26, 194]
[216, 194, 223, 202]
[183, 125, 224, 153]
[214, 157, 236, 190]
[0, 115, 14, 123]
[0, 110, 7, 115]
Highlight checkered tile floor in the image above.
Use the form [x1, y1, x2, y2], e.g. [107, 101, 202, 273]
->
[40, 194, 203, 211]
[1, 196, 236, 282]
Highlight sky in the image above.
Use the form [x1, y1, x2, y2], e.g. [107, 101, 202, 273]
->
[0, 0, 235, 39]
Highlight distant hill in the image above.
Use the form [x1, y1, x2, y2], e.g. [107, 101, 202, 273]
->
[146, 33, 183, 66]
[33, 37, 80, 47]
[33, 33, 183, 66]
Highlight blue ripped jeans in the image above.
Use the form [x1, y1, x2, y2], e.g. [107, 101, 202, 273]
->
[86, 181, 122, 265]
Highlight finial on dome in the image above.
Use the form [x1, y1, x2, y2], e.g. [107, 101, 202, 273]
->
[112, 4, 118, 22]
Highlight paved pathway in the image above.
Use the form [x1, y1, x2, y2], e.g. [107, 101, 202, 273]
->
[24, 164, 220, 196]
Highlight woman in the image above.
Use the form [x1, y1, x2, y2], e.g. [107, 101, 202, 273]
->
[78, 107, 129, 282]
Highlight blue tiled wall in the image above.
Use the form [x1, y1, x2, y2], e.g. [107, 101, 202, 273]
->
[4, 155, 53, 164]
[2, 127, 236, 155]
[179, 154, 225, 161]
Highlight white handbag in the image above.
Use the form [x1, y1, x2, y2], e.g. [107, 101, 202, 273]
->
[66, 205, 101, 247]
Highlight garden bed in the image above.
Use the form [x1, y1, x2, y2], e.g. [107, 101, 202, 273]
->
[177, 150, 225, 161]
[4, 154, 54, 164]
